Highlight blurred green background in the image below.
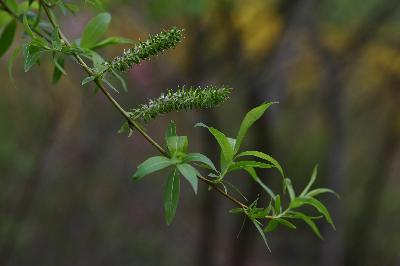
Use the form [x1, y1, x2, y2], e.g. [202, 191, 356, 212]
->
[1, 0, 400, 265]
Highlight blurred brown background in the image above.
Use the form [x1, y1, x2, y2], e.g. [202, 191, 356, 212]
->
[1, 0, 400, 265]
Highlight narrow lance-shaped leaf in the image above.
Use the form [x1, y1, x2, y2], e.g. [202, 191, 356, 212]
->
[283, 178, 296, 201]
[264, 219, 279, 233]
[275, 218, 296, 229]
[234, 102, 277, 153]
[81, 76, 95, 85]
[290, 197, 335, 230]
[0, 19, 17, 58]
[110, 69, 128, 92]
[7, 46, 20, 87]
[244, 167, 276, 199]
[228, 161, 273, 172]
[236, 150, 284, 177]
[52, 55, 65, 84]
[307, 188, 340, 199]
[177, 163, 198, 194]
[274, 195, 281, 214]
[22, 14, 35, 38]
[251, 219, 271, 252]
[300, 165, 318, 197]
[195, 122, 234, 169]
[132, 156, 173, 181]
[289, 211, 323, 239]
[184, 153, 217, 172]
[80, 12, 111, 48]
[164, 168, 180, 225]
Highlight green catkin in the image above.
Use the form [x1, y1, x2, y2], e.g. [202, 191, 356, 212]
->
[130, 86, 231, 122]
[108, 27, 183, 72]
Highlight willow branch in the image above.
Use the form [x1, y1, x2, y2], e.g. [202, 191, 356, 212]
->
[23, 0, 249, 209]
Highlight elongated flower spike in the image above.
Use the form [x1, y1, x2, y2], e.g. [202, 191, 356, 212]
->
[129, 86, 231, 122]
[108, 27, 184, 72]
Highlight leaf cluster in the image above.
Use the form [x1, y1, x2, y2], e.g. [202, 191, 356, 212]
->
[132, 101, 338, 250]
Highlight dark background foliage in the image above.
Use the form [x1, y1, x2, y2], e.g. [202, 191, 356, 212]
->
[1, 0, 399, 265]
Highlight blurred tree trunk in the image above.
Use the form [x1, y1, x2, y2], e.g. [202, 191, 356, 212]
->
[307, 1, 400, 265]
[345, 81, 400, 266]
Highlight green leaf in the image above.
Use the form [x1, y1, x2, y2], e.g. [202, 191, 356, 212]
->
[289, 211, 323, 239]
[244, 167, 275, 199]
[300, 165, 318, 197]
[7, 46, 20, 87]
[234, 102, 277, 153]
[0, 19, 17, 58]
[102, 78, 119, 93]
[177, 163, 198, 194]
[110, 69, 127, 92]
[290, 197, 335, 230]
[165, 120, 176, 139]
[4, 0, 18, 15]
[81, 76, 95, 85]
[80, 12, 111, 48]
[227, 137, 236, 150]
[184, 153, 217, 172]
[51, 27, 62, 51]
[132, 156, 172, 181]
[251, 219, 271, 251]
[52, 55, 65, 84]
[22, 14, 35, 38]
[195, 122, 234, 169]
[307, 188, 340, 199]
[264, 219, 278, 233]
[62, 2, 79, 15]
[275, 218, 296, 229]
[85, 0, 104, 11]
[283, 178, 296, 201]
[229, 208, 245, 214]
[164, 168, 180, 225]
[23, 43, 45, 72]
[91, 36, 134, 49]
[274, 195, 281, 214]
[236, 150, 284, 177]
[228, 161, 273, 172]
[118, 121, 133, 137]
[166, 136, 188, 156]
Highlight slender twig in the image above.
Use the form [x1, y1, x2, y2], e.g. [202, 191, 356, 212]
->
[0, 0, 248, 210]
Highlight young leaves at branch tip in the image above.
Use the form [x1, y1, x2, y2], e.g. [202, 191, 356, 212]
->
[129, 86, 231, 122]
[196, 102, 338, 249]
[108, 27, 183, 72]
[131, 121, 216, 225]
[195, 101, 283, 185]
